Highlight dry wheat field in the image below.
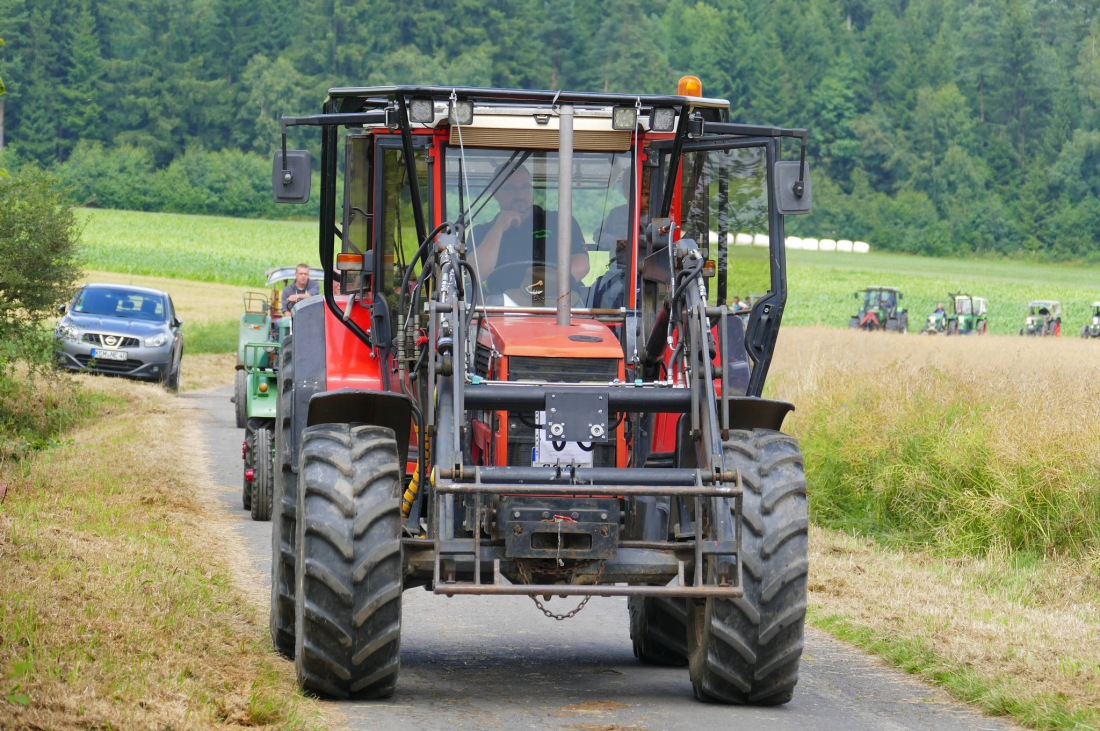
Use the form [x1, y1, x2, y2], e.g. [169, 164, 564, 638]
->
[770, 327, 1100, 727]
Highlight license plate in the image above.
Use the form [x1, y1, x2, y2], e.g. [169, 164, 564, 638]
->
[91, 348, 127, 361]
[532, 410, 595, 467]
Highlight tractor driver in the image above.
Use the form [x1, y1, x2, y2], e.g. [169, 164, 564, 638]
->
[469, 165, 589, 296]
[282, 263, 319, 314]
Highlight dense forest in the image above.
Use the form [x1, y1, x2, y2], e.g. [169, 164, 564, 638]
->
[2, 0, 1100, 261]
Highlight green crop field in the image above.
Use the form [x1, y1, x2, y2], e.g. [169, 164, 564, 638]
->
[78, 208, 1100, 334]
[77, 208, 317, 286]
[787, 250, 1100, 334]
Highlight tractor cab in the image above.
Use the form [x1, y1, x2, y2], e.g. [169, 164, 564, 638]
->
[271, 79, 813, 704]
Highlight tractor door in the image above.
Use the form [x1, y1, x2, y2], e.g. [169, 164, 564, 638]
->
[648, 135, 785, 397]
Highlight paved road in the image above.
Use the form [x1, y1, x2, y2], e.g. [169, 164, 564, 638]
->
[187, 385, 1020, 731]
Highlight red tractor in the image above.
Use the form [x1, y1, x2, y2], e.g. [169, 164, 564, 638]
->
[270, 78, 812, 704]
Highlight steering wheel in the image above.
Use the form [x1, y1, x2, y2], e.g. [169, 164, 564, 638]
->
[485, 262, 581, 307]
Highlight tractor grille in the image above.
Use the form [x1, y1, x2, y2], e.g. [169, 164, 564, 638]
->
[508, 357, 618, 384]
[475, 343, 493, 378]
[506, 356, 619, 468]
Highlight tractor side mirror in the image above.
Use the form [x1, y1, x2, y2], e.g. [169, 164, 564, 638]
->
[775, 160, 812, 215]
[273, 150, 312, 204]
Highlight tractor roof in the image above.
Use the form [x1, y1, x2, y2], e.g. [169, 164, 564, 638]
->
[326, 85, 731, 112]
[865, 285, 901, 292]
[1028, 299, 1061, 308]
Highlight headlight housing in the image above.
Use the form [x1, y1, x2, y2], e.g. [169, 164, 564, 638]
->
[144, 332, 171, 347]
[56, 322, 81, 341]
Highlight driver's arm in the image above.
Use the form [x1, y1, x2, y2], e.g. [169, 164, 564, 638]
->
[471, 211, 524, 282]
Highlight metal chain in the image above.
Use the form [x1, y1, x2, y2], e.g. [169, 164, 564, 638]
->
[530, 593, 591, 621]
[517, 559, 606, 621]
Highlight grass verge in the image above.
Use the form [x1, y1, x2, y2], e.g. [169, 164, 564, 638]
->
[0, 373, 327, 729]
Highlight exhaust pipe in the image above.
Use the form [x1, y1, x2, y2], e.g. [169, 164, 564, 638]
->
[557, 103, 573, 327]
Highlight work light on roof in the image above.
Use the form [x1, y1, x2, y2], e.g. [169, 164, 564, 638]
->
[408, 98, 434, 123]
[651, 107, 676, 131]
[611, 106, 638, 131]
[449, 99, 474, 125]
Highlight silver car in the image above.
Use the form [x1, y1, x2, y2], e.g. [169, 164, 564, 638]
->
[55, 284, 184, 391]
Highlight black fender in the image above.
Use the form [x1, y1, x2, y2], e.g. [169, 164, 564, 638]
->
[724, 396, 795, 432]
[285, 298, 328, 471]
[307, 389, 414, 467]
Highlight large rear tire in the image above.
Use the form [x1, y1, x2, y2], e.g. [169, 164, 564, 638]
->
[250, 425, 274, 521]
[687, 429, 808, 705]
[629, 597, 689, 666]
[294, 423, 403, 699]
[234, 369, 247, 428]
[270, 335, 297, 658]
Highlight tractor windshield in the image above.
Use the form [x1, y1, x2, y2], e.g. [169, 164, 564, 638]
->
[956, 297, 972, 315]
[444, 147, 632, 308]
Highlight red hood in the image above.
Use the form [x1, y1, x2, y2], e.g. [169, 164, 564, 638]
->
[478, 316, 623, 360]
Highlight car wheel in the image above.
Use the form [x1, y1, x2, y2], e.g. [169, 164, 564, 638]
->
[165, 352, 181, 393]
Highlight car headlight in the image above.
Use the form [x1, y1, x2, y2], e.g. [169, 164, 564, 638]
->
[144, 332, 172, 347]
[56, 322, 81, 341]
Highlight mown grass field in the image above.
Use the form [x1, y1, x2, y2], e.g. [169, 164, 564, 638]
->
[79, 208, 1100, 335]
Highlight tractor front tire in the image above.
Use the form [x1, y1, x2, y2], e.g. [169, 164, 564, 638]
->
[687, 429, 808, 705]
[295, 423, 403, 699]
[250, 426, 274, 521]
[629, 597, 689, 666]
[270, 335, 297, 658]
[242, 432, 252, 511]
[234, 369, 248, 428]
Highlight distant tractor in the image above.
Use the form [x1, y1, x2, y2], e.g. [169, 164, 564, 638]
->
[1082, 303, 1100, 339]
[1020, 300, 1062, 336]
[922, 303, 947, 335]
[233, 266, 323, 428]
[850, 286, 908, 332]
[945, 293, 988, 335]
[269, 80, 813, 703]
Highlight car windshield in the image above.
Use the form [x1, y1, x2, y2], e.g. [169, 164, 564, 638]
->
[73, 288, 166, 322]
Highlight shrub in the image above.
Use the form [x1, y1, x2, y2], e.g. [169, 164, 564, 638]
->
[0, 166, 84, 373]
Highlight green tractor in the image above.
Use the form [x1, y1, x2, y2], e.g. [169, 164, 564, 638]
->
[1020, 300, 1062, 337]
[945, 292, 988, 335]
[922, 303, 948, 334]
[1082, 302, 1100, 339]
[850, 286, 907, 332]
[233, 267, 323, 428]
[241, 340, 281, 521]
